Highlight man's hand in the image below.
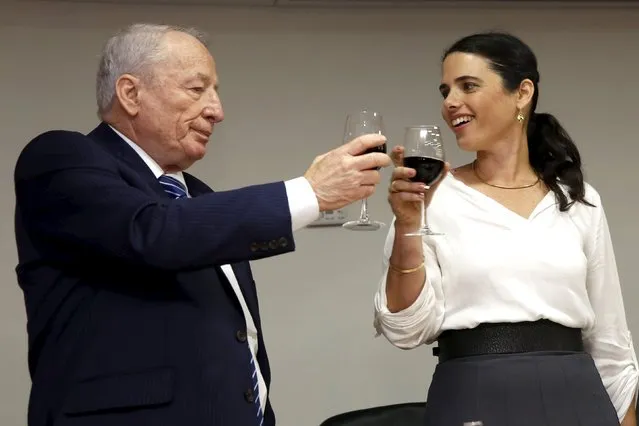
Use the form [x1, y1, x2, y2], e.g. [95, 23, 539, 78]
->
[304, 133, 391, 212]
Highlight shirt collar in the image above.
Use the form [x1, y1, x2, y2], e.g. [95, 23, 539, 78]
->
[108, 125, 187, 188]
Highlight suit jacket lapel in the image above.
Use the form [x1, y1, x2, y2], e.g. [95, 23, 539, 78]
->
[88, 122, 167, 199]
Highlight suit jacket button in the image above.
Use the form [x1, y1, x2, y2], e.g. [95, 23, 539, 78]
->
[244, 389, 255, 403]
[250, 243, 258, 252]
[278, 237, 288, 248]
[236, 330, 247, 343]
[268, 239, 277, 249]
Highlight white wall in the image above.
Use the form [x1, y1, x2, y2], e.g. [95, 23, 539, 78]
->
[1, 1, 638, 425]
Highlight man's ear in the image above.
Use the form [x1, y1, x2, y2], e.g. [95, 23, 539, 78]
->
[115, 74, 142, 117]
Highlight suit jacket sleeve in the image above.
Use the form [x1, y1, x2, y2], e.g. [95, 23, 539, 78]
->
[14, 130, 296, 270]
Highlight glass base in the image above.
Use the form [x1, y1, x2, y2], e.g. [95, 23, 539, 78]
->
[342, 220, 385, 231]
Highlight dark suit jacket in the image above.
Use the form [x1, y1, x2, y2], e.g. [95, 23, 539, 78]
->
[14, 122, 295, 426]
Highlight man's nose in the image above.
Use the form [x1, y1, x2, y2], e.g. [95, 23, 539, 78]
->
[203, 95, 224, 123]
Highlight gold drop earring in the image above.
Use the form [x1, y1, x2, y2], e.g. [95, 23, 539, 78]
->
[516, 110, 525, 122]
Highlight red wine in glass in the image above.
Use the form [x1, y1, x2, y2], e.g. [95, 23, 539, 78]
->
[402, 125, 446, 237]
[341, 109, 386, 231]
[404, 156, 444, 186]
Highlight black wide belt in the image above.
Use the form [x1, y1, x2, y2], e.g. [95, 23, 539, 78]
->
[433, 320, 584, 363]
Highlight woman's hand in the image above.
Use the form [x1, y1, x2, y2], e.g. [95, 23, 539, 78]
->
[387, 146, 450, 229]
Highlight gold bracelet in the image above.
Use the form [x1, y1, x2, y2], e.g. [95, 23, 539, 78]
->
[388, 261, 425, 274]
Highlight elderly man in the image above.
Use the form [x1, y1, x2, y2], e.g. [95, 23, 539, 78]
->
[13, 23, 390, 426]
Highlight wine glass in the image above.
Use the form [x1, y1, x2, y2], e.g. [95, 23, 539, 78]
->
[402, 125, 446, 237]
[341, 109, 387, 231]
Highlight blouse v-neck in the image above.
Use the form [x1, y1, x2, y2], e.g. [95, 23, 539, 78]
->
[444, 171, 556, 225]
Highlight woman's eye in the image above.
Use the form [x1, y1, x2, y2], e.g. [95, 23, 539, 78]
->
[463, 82, 477, 91]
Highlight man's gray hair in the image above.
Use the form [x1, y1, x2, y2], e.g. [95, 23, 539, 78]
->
[96, 23, 209, 117]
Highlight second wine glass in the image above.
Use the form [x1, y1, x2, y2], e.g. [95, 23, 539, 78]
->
[341, 109, 387, 231]
[402, 125, 446, 237]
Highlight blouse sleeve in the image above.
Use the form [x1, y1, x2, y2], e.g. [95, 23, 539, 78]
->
[582, 201, 639, 421]
[372, 217, 446, 349]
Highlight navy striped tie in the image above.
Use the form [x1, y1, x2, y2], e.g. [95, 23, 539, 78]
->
[158, 175, 188, 199]
[250, 357, 264, 425]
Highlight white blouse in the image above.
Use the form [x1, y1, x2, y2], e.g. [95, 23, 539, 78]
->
[373, 172, 639, 421]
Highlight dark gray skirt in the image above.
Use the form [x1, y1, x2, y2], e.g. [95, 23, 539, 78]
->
[424, 351, 619, 426]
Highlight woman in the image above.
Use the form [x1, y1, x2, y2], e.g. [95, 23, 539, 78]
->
[373, 32, 638, 426]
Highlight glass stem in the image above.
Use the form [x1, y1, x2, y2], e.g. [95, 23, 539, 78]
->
[359, 198, 370, 222]
[420, 198, 427, 230]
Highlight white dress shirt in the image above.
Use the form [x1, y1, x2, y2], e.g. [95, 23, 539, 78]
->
[111, 126, 319, 412]
[373, 172, 639, 421]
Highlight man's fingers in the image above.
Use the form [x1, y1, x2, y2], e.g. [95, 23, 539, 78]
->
[343, 133, 387, 156]
[359, 170, 381, 186]
[354, 185, 376, 201]
[352, 152, 392, 170]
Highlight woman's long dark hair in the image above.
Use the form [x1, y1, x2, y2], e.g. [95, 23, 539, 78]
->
[443, 32, 593, 211]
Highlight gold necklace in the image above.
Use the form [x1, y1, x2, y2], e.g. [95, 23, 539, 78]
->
[472, 160, 540, 190]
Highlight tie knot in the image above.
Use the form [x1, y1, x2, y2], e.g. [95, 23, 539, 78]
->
[158, 175, 188, 199]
